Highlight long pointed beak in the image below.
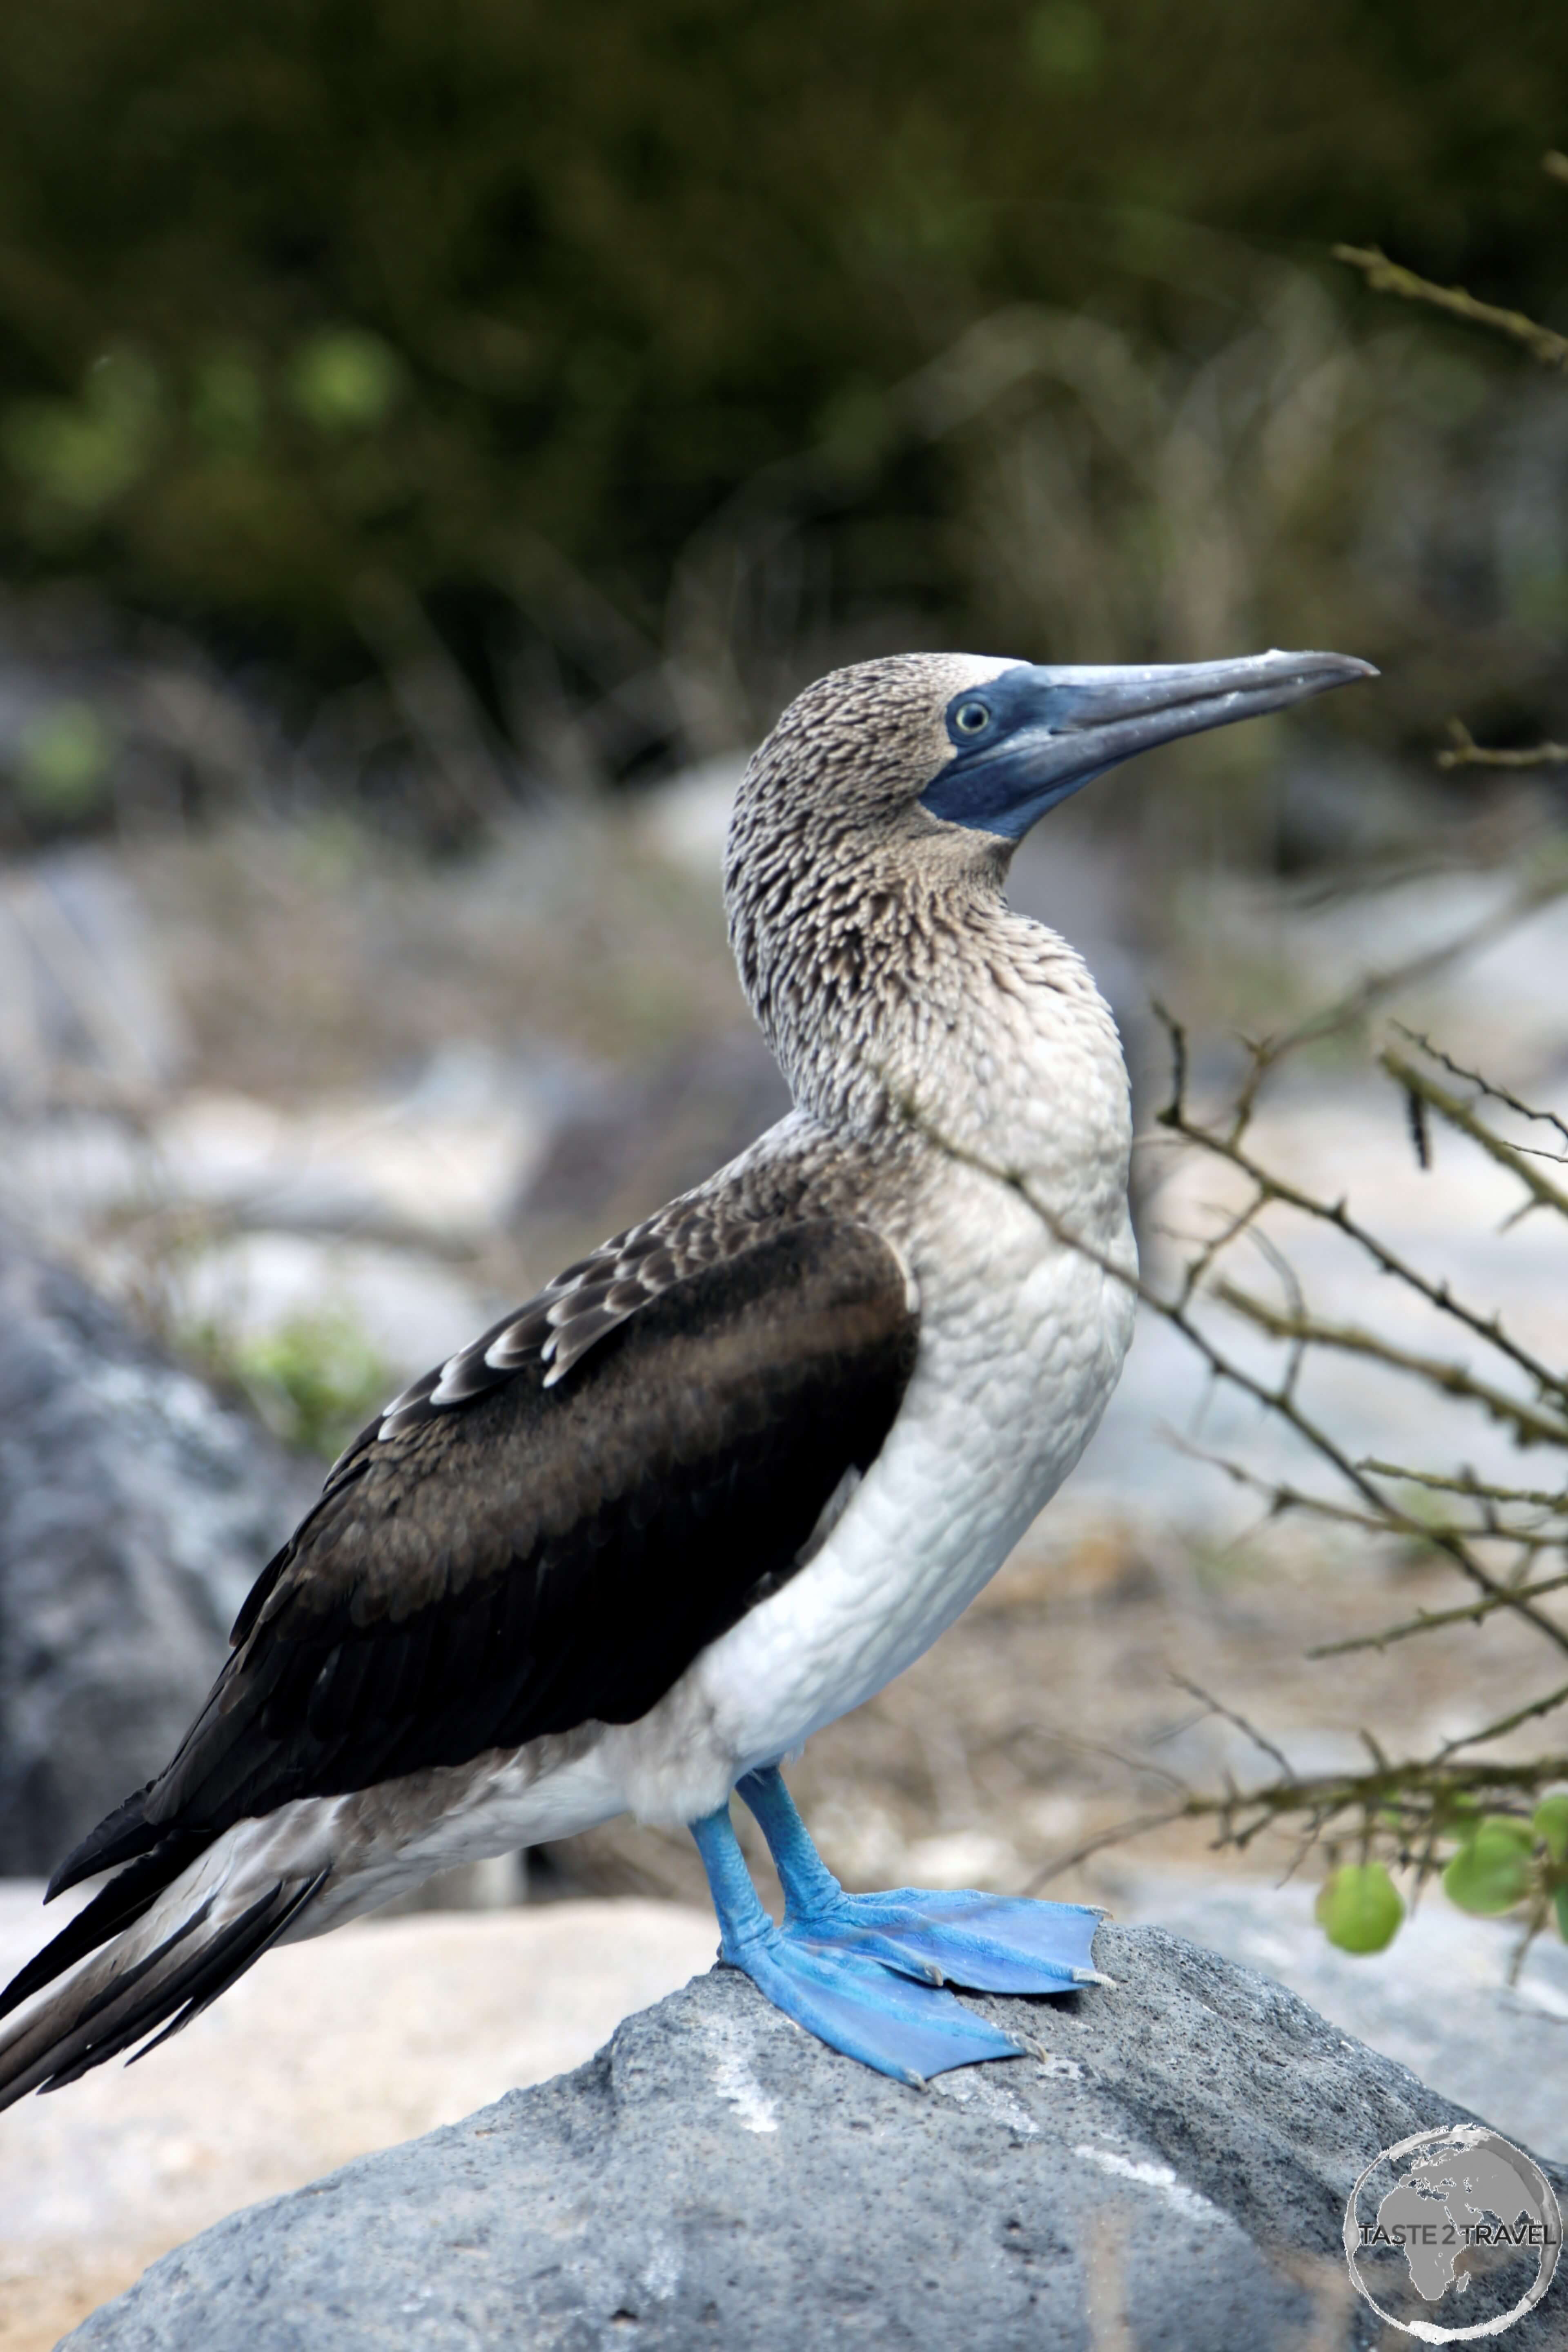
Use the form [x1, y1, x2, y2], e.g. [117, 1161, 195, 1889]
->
[1018, 648, 1376, 764]
[921, 648, 1378, 839]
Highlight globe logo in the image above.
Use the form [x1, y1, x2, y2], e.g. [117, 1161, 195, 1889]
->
[1343, 2123, 1562, 2341]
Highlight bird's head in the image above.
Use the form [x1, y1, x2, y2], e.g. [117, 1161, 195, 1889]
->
[725, 647, 1374, 1114]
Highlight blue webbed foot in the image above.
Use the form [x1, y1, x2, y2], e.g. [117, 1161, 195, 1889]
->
[688, 1803, 1025, 2086]
[783, 1883, 1102, 1995]
[724, 1919, 1026, 2087]
[737, 1766, 1107, 1996]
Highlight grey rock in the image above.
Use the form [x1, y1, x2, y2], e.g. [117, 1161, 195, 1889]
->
[61, 1926, 1568, 2351]
[0, 849, 188, 1103]
[1118, 1871, 1568, 2165]
[0, 1225, 315, 1873]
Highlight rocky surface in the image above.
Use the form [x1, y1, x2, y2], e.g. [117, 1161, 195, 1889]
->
[1119, 1870, 1568, 2166]
[0, 1890, 721, 2352]
[60, 1923, 1568, 2352]
[0, 1225, 314, 1873]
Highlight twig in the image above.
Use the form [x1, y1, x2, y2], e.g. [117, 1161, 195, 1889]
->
[1382, 1047, 1568, 1226]
[1358, 1459, 1568, 1510]
[1214, 1281, 1568, 1452]
[887, 1076, 1568, 1652]
[1307, 1577, 1568, 1659]
[1436, 717, 1568, 771]
[1168, 1673, 1294, 1779]
[1150, 859, 1568, 1165]
[1162, 1095, 1568, 1409]
[1394, 1027, 1568, 1156]
[1023, 1806, 1192, 1891]
[1168, 1434, 1561, 1559]
[1029, 1755, 1568, 1889]
[1332, 245, 1568, 370]
[1435, 1681, 1568, 1760]
[900, 964, 1568, 1917]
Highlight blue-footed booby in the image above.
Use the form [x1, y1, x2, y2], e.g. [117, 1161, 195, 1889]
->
[0, 646, 1372, 2095]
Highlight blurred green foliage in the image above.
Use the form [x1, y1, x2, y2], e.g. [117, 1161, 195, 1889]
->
[0, 0, 1564, 691]
[15, 696, 113, 816]
[225, 1306, 390, 1459]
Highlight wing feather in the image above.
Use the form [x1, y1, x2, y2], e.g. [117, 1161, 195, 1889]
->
[51, 1219, 918, 1898]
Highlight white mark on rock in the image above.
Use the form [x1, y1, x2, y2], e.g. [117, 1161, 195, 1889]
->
[705, 2015, 779, 2133]
[933, 2073, 1041, 2136]
[973, 2078, 1040, 2138]
[641, 2234, 682, 2301]
[1073, 2144, 1221, 2223]
[1038, 2054, 1082, 2082]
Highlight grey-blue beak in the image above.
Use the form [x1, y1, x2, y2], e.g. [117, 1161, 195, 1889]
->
[919, 649, 1378, 840]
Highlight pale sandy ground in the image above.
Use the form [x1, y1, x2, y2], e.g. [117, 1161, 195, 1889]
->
[0, 1894, 718, 2352]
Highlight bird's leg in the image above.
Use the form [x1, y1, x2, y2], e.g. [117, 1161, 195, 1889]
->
[686, 1800, 1025, 2086]
[737, 1766, 1108, 1997]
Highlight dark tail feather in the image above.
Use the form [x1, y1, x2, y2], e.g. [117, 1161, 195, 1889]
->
[46, 1787, 161, 1900]
[0, 1869, 328, 2112]
[0, 1838, 206, 2025]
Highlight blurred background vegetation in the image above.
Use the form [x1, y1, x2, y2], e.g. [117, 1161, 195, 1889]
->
[0, 0, 1567, 842]
[1, 0, 1568, 1966]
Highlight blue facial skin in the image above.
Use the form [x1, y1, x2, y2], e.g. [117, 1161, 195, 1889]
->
[918, 665, 1112, 840]
[918, 648, 1376, 840]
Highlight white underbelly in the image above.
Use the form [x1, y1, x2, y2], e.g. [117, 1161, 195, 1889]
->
[234, 935, 1140, 1907]
[236, 1185, 1132, 1913]
[606, 1181, 1136, 1825]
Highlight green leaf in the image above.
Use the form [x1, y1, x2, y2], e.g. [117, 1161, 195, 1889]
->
[1315, 1863, 1403, 1954]
[1442, 1816, 1535, 1915]
[288, 329, 403, 434]
[1556, 1887, 1568, 1944]
[3, 347, 161, 516]
[229, 1308, 390, 1458]
[1025, 2, 1105, 86]
[192, 351, 264, 452]
[15, 700, 112, 817]
[1533, 1794, 1568, 1867]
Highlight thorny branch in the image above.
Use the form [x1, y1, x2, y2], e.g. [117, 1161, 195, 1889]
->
[1305, 1577, 1568, 1661]
[1358, 1459, 1568, 1510]
[1336, 220, 1568, 782]
[1156, 1011, 1568, 1411]
[899, 905, 1568, 1949]
[1332, 243, 1568, 370]
[1212, 1282, 1568, 1454]
[1381, 1047, 1568, 1224]
[1392, 1026, 1568, 1162]
[1436, 717, 1568, 772]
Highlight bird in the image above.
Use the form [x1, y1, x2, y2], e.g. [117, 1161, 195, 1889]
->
[0, 644, 1372, 2098]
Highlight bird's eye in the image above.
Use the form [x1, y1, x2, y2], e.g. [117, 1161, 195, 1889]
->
[954, 700, 990, 735]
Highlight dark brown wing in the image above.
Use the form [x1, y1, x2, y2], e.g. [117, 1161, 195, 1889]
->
[370, 1140, 847, 1435]
[51, 1219, 918, 1896]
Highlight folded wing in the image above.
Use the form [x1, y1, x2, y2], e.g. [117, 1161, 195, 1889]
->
[0, 1217, 918, 2068]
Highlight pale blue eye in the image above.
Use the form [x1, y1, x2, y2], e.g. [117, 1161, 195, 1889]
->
[954, 700, 990, 735]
